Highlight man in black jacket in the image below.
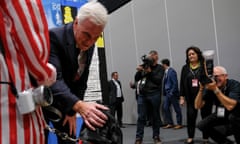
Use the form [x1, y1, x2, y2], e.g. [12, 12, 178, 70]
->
[108, 72, 125, 128]
[134, 50, 165, 144]
[195, 66, 240, 144]
[44, 2, 109, 144]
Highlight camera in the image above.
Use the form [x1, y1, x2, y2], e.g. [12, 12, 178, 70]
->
[141, 55, 154, 69]
[203, 50, 215, 77]
[199, 50, 215, 85]
[16, 86, 53, 114]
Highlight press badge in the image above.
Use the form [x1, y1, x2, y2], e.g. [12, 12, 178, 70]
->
[192, 79, 198, 87]
[212, 105, 216, 113]
[217, 107, 225, 117]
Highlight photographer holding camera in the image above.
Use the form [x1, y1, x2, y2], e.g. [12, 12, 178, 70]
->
[134, 50, 164, 144]
[195, 66, 240, 144]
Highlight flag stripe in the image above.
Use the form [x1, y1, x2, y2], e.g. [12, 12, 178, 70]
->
[0, 1, 50, 143]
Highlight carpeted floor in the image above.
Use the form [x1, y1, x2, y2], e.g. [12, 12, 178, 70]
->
[121, 124, 234, 144]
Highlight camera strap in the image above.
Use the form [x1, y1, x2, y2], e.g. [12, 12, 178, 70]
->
[47, 124, 113, 144]
[42, 106, 63, 122]
[0, 38, 19, 97]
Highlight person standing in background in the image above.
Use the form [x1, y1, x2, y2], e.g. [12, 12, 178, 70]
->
[0, 1, 56, 144]
[130, 72, 140, 100]
[130, 72, 153, 127]
[108, 72, 125, 128]
[161, 58, 183, 130]
[134, 50, 164, 144]
[179, 46, 212, 144]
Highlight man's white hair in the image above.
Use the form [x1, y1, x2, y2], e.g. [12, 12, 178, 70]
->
[76, 1, 108, 27]
[214, 66, 228, 74]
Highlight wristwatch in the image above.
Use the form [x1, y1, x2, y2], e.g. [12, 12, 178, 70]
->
[214, 88, 221, 95]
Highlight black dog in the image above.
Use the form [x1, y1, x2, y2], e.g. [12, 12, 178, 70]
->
[80, 109, 123, 144]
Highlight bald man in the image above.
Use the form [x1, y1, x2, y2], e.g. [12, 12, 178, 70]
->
[195, 66, 240, 144]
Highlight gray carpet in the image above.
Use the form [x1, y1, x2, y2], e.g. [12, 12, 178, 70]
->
[121, 124, 234, 144]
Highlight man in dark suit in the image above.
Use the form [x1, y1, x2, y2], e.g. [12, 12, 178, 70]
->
[161, 59, 183, 129]
[108, 72, 125, 128]
[43, 2, 109, 144]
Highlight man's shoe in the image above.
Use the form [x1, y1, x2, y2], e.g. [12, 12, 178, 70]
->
[153, 136, 162, 144]
[173, 124, 183, 129]
[135, 138, 142, 144]
[184, 139, 194, 144]
[162, 124, 174, 129]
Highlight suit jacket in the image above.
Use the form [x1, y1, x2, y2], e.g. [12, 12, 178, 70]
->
[108, 79, 124, 105]
[163, 67, 179, 98]
[48, 23, 94, 116]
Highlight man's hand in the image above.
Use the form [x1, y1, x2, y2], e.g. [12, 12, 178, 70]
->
[73, 101, 109, 131]
[144, 66, 152, 73]
[37, 63, 56, 86]
[205, 80, 218, 91]
[63, 115, 77, 136]
[129, 81, 135, 89]
[179, 96, 185, 106]
[136, 65, 144, 71]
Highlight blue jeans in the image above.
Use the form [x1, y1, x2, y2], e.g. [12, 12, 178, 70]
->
[136, 92, 161, 139]
[163, 94, 182, 125]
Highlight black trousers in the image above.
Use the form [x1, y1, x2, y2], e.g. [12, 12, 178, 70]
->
[197, 113, 240, 144]
[110, 98, 123, 126]
[186, 102, 211, 139]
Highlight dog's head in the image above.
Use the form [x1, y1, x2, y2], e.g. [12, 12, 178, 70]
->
[80, 109, 123, 144]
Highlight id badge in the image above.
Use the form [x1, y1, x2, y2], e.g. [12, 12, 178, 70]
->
[217, 107, 225, 117]
[192, 79, 198, 87]
[212, 105, 216, 113]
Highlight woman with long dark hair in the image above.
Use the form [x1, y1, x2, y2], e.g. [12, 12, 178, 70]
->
[180, 46, 212, 144]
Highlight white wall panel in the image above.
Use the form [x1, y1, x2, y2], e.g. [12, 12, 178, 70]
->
[104, 0, 240, 124]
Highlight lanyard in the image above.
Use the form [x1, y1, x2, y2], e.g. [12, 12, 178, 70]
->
[189, 68, 199, 78]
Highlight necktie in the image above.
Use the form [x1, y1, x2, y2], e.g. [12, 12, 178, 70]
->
[75, 51, 86, 80]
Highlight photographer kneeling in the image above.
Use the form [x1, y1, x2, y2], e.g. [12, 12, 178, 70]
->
[195, 66, 240, 144]
[134, 50, 164, 144]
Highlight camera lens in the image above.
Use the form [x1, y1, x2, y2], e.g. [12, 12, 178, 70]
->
[43, 87, 53, 106]
[32, 86, 53, 106]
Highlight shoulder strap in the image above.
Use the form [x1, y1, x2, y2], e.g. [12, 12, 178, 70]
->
[0, 38, 5, 56]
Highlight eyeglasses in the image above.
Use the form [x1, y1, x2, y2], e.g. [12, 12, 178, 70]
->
[214, 74, 225, 78]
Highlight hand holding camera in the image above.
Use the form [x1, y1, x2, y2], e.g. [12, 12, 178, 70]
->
[141, 55, 154, 69]
[137, 55, 154, 74]
[204, 80, 218, 91]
